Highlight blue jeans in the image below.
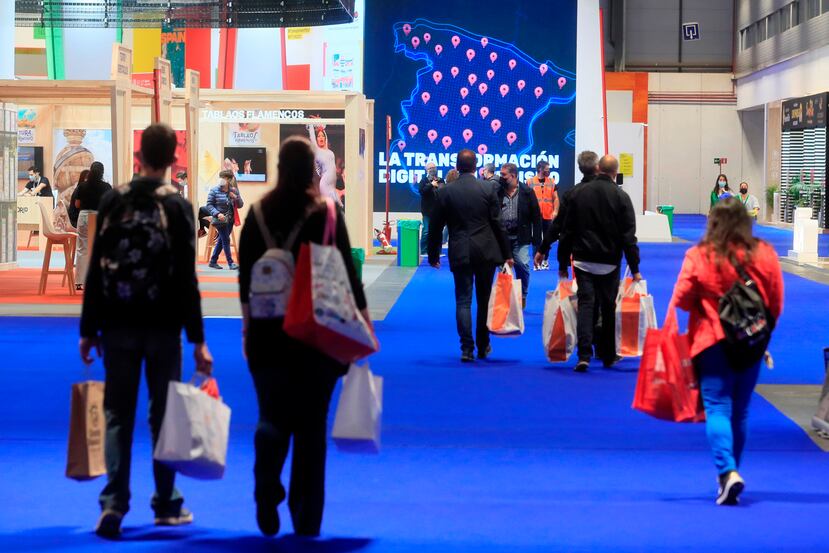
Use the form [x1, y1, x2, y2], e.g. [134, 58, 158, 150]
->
[509, 238, 530, 300]
[211, 223, 234, 265]
[452, 264, 496, 353]
[421, 215, 448, 255]
[695, 342, 762, 475]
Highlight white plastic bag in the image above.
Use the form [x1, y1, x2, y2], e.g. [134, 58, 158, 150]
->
[154, 380, 231, 480]
[331, 363, 383, 453]
[542, 281, 578, 363]
[616, 280, 658, 357]
[486, 264, 524, 336]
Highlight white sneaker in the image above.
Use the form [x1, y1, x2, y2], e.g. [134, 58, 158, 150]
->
[716, 471, 745, 505]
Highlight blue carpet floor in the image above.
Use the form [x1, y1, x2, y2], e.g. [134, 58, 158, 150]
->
[1, 215, 828, 551]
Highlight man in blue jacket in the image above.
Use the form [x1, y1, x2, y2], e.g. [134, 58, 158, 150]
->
[206, 170, 244, 269]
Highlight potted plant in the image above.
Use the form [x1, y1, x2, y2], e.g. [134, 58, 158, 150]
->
[765, 182, 778, 222]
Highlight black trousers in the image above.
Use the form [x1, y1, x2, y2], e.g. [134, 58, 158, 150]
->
[250, 365, 338, 535]
[452, 263, 496, 354]
[99, 327, 183, 516]
[574, 267, 620, 363]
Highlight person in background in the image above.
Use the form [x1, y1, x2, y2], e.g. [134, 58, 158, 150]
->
[497, 162, 542, 310]
[737, 181, 760, 220]
[557, 155, 641, 373]
[80, 123, 213, 538]
[175, 170, 189, 199]
[53, 170, 84, 233]
[307, 122, 339, 205]
[238, 136, 370, 538]
[335, 156, 346, 208]
[428, 149, 512, 362]
[481, 163, 500, 192]
[419, 162, 446, 255]
[672, 197, 783, 506]
[21, 166, 53, 203]
[710, 174, 731, 212]
[528, 160, 559, 269]
[73, 161, 112, 290]
[206, 169, 244, 270]
[445, 169, 460, 184]
[67, 169, 89, 230]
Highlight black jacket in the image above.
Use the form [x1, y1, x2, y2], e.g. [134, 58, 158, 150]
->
[557, 174, 640, 273]
[418, 175, 445, 216]
[428, 173, 511, 271]
[80, 177, 204, 343]
[538, 174, 595, 256]
[496, 182, 543, 248]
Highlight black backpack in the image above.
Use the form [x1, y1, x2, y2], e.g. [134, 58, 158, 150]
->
[718, 261, 775, 370]
[97, 183, 177, 306]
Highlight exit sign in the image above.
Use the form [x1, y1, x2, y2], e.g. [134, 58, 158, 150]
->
[714, 157, 728, 165]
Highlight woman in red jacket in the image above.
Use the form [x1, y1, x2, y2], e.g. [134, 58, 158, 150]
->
[673, 197, 784, 506]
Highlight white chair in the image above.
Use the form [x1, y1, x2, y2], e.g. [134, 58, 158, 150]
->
[37, 202, 78, 295]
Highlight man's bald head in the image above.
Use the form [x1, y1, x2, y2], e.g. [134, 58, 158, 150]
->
[598, 155, 619, 178]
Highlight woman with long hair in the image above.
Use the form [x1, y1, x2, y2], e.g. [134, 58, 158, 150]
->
[73, 162, 111, 289]
[672, 197, 783, 505]
[238, 136, 370, 537]
[307, 123, 339, 205]
[709, 173, 731, 211]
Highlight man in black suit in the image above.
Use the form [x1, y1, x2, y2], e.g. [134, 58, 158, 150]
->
[428, 149, 512, 362]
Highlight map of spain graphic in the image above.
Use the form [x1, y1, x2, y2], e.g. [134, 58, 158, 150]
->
[392, 19, 576, 157]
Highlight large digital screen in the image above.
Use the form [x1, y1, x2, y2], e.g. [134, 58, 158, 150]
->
[365, 1, 577, 212]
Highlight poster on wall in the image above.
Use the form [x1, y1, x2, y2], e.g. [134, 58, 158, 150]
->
[223, 147, 267, 182]
[53, 129, 113, 192]
[133, 129, 188, 182]
[17, 108, 37, 146]
[365, 3, 577, 212]
[226, 123, 263, 146]
[279, 110, 346, 202]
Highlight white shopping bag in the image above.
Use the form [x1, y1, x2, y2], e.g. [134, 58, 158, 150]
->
[154, 380, 231, 480]
[331, 363, 383, 453]
[542, 280, 578, 363]
[486, 264, 524, 336]
[616, 280, 658, 357]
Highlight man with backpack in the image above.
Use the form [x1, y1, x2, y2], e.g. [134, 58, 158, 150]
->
[79, 123, 213, 538]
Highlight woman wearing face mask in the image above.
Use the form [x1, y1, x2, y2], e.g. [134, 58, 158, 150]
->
[710, 174, 731, 212]
[207, 170, 244, 270]
[737, 182, 760, 220]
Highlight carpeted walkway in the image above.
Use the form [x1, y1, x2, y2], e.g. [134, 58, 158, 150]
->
[0, 215, 828, 551]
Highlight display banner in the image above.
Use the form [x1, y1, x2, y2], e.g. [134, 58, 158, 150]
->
[365, 2, 577, 212]
[783, 93, 828, 131]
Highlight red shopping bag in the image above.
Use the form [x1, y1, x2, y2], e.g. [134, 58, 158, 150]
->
[632, 301, 704, 423]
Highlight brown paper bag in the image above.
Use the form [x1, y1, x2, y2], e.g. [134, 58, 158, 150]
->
[66, 381, 106, 480]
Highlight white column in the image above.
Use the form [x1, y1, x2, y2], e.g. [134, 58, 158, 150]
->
[0, 3, 16, 268]
[0, 2, 14, 79]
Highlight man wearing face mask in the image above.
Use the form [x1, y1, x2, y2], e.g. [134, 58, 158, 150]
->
[527, 160, 559, 269]
[21, 166, 53, 203]
[738, 181, 760, 219]
[419, 162, 446, 255]
[498, 163, 542, 309]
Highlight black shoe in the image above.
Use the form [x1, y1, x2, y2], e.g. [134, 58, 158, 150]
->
[95, 509, 124, 539]
[477, 345, 492, 359]
[228, 263, 240, 270]
[603, 355, 623, 368]
[461, 351, 475, 362]
[574, 360, 589, 373]
[208, 262, 223, 270]
[716, 471, 745, 506]
[154, 507, 194, 526]
[256, 502, 280, 537]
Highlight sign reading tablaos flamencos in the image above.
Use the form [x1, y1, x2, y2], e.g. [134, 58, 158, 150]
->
[783, 93, 828, 131]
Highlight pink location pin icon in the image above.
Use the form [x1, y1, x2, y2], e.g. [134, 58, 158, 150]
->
[481, 37, 489, 48]
[452, 35, 461, 48]
[515, 107, 525, 119]
[433, 71, 443, 85]
[466, 49, 476, 62]
[558, 77, 567, 89]
[508, 59, 517, 70]
[442, 136, 452, 150]
[397, 141, 406, 151]
[423, 33, 431, 44]
[468, 73, 477, 85]
[460, 87, 469, 99]
[490, 119, 502, 133]
[500, 84, 509, 97]
[408, 124, 419, 137]
[451, 66, 459, 78]
[421, 91, 431, 104]
[460, 104, 470, 116]
[487, 69, 495, 80]
[403, 24, 411, 36]
[534, 87, 543, 99]
[435, 44, 443, 55]
[478, 83, 488, 95]
[490, 52, 498, 63]
[439, 105, 449, 117]
[463, 129, 473, 142]
[539, 64, 548, 76]
[480, 106, 490, 119]
[507, 132, 517, 146]
[427, 130, 438, 143]
[517, 80, 526, 91]
[411, 36, 420, 48]
[478, 144, 488, 155]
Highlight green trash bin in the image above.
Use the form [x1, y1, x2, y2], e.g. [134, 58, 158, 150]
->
[657, 205, 675, 235]
[351, 248, 365, 281]
[397, 220, 422, 267]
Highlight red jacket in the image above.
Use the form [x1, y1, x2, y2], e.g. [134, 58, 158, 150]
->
[673, 241, 784, 358]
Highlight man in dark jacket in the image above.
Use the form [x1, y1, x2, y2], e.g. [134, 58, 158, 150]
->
[79, 123, 213, 538]
[481, 162, 500, 193]
[428, 150, 512, 362]
[497, 162, 542, 309]
[558, 155, 642, 372]
[419, 161, 445, 254]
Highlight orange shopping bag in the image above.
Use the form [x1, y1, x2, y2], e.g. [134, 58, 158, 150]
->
[486, 264, 524, 336]
[616, 278, 657, 357]
[542, 280, 578, 362]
